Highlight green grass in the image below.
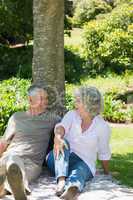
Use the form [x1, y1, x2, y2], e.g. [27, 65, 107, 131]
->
[110, 127, 133, 187]
[65, 28, 83, 48]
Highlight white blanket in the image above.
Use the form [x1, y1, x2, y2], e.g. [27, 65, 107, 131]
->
[3, 170, 133, 200]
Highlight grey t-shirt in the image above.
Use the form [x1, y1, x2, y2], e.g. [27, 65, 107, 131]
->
[3, 111, 60, 166]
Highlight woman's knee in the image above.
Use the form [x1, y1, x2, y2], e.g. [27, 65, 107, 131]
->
[63, 139, 70, 151]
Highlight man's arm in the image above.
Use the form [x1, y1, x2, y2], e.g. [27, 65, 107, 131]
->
[0, 114, 16, 157]
[0, 140, 8, 156]
[101, 160, 110, 175]
[0, 134, 14, 157]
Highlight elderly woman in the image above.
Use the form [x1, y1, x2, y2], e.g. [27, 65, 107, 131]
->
[46, 86, 111, 200]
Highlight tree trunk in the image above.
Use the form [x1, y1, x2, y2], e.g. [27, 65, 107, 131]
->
[32, 0, 65, 115]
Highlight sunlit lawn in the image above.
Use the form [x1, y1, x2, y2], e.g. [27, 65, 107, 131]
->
[65, 28, 83, 47]
[110, 127, 133, 187]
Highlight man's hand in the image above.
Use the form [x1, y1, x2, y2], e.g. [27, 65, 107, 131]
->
[0, 139, 8, 156]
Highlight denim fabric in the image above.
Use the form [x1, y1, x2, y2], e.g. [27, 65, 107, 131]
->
[46, 140, 93, 192]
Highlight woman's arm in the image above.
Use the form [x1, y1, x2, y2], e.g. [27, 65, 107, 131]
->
[97, 123, 111, 174]
[101, 160, 109, 175]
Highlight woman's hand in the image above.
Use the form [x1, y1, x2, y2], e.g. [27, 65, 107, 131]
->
[54, 136, 68, 159]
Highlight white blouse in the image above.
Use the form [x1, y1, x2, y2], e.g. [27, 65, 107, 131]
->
[55, 110, 111, 176]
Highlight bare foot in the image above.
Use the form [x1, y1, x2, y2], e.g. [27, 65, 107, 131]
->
[60, 186, 79, 200]
[56, 177, 66, 197]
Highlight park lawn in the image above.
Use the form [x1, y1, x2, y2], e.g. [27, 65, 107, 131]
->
[110, 127, 133, 187]
[65, 28, 83, 47]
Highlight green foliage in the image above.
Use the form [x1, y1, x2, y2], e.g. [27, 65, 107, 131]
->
[98, 30, 133, 73]
[0, 45, 32, 79]
[113, 0, 133, 7]
[82, 3, 133, 75]
[65, 45, 86, 83]
[65, 92, 74, 110]
[0, 78, 30, 135]
[73, 0, 112, 27]
[103, 92, 130, 122]
[0, 0, 33, 45]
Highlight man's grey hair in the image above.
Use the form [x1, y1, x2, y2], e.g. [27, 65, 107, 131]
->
[74, 86, 104, 118]
[27, 85, 47, 96]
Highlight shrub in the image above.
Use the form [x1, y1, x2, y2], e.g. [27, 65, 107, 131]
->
[98, 30, 133, 73]
[103, 92, 130, 123]
[82, 3, 133, 75]
[0, 78, 30, 135]
[73, 0, 112, 27]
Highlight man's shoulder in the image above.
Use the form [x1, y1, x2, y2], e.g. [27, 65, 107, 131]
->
[10, 111, 28, 121]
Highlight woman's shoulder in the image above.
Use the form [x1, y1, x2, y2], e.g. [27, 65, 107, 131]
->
[95, 115, 111, 131]
[65, 110, 77, 117]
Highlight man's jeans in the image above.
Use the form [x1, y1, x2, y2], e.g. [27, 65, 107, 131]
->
[46, 140, 93, 192]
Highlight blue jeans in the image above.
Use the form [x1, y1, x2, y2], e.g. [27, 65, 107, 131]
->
[46, 140, 93, 192]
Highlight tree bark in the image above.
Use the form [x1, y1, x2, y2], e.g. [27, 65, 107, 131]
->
[33, 0, 65, 114]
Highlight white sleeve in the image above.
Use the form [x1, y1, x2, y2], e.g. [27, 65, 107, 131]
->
[97, 123, 111, 160]
[3, 115, 16, 142]
[54, 111, 73, 135]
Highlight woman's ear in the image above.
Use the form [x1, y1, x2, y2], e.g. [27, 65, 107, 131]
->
[28, 96, 32, 104]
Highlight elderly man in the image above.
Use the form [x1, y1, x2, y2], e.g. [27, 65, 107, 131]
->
[0, 85, 60, 200]
[46, 86, 111, 200]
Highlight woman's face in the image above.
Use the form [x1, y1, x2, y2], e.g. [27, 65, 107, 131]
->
[74, 96, 87, 115]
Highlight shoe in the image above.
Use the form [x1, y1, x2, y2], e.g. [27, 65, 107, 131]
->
[60, 186, 79, 200]
[7, 163, 27, 200]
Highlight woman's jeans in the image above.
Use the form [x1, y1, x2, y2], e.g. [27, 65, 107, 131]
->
[46, 140, 93, 192]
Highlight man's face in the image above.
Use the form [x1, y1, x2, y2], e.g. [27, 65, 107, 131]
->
[29, 90, 48, 110]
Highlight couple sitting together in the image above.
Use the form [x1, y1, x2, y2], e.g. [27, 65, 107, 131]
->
[0, 85, 111, 200]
